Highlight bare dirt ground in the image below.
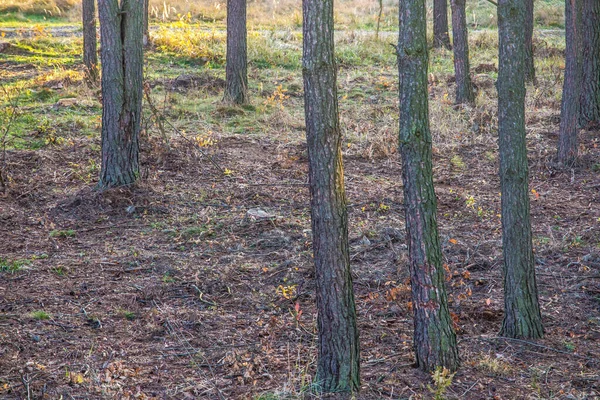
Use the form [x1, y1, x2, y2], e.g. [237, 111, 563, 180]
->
[1, 118, 599, 399]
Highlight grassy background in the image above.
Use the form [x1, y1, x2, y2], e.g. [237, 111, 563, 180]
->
[0, 0, 565, 29]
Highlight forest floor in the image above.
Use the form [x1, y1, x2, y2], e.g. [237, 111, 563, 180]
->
[1, 18, 600, 400]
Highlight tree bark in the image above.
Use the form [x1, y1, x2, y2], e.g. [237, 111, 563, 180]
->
[82, 0, 98, 84]
[303, 0, 360, 393]
[98, 0, 144, 188]
[398, 0, 459, 372]
[450, 0, 474, 104]
[558, 0, 583, 165]
[225, 0, 248, 104]
[524, 0, 536, 83]
[579, 0, 600, 127]
[497, 0, 544, 339]
[433, 0, 452, 49]
[143, 0, 150, 46]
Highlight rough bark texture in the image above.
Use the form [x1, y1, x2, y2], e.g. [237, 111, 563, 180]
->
[82, 0, 98, 83]
[524, 0, 536, 83]
[497, 0, 544, 339]
[302, 0, 360, 393]
[558, 0, 583, 165]
[225, 0, 248, 104]
[579, 0, 600, 126]
[450, 0, 474, 104]
[398, 0, 459, 372]
[98, 0, 144, 188]
[433, 0, 452, 49]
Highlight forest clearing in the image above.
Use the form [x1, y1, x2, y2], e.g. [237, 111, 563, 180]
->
[0, 0, 599, 398]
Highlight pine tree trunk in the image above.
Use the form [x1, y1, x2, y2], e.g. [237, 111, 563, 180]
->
[450, 0, 474, 104]
[579, 0, 600, 127]
[303, 0, 360, 393]
[524, 0, 536, 83]
[82, 0, 98, 84]
[433, 0, 452, 49]
[225, 0, 248, 104]
[558, 0, 583, 165]
[497, 0, 544, 339]
[98, 0, 144, 188]
[398, 0, 459, 372]
[143, 0, 150, 46]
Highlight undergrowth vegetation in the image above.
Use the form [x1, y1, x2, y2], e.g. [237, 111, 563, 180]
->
[0, 0, 565, 29]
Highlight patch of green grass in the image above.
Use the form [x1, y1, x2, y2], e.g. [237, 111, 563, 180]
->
[119, 309, 136, 321]
[49, 229, 76, 238]
[31, 310, 50, 320]
[0, 258, 31, 273]
[162, 273, 176, 283]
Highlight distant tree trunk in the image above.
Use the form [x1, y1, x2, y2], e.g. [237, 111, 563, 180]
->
[303, 0, 360, 393]
[497, 0, 544, 339]
[97, 0, 144, 188]
[433, 0, 452, 49]
[143, 0, 150, 46]
[558, 0, 583, 165]
[224, 0, 248, 104]
[82, 0, 98, 84]
[524, 0, 536, 83]
[579, 0, 600, 127]
[398, 0, 459, 372]
[376, 0, 383, 39]
[450, 0, 474, 104]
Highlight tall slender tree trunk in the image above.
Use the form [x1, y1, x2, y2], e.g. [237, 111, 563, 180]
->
[98, 0, 144, 188]
[497, 0, 544, 339]
[143, 0, 150, 46]
[558, 0, 583, 165]
[433, 0, 452, 49]
[524, 0, 536, 83]
[579, 0, 600, 127]
[303, 0, 360, 393]
[450, 0, 474, 104]
[225, 0, 248, 104]
[82, 0, 98, 84]
[398, 0, 459, 372]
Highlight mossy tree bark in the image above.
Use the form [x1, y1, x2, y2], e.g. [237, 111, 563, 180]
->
[524, 0, 536, 83]
[450, 0, 474, 104]
[558, 0, 583, 165]
[497, 0, 544, 339]
[303, 0, 360, 393]
[97, 0, 144, 188]
[398, 0, 459, 372]
[433, 0, 452, 49]
[82, 0, 98, 84]
[579, 0, 600, 127]
[224, 0, 248, 104]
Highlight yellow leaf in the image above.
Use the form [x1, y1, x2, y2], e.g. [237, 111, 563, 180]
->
[449, 238, 458, 245]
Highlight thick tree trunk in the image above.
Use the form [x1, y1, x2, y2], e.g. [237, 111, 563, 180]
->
[558, 0, 583, 165]
[225, 0, 248, 104]
[433, 0, 452, 49]
[450, 0, 474, 104]
[497, 0, 544, 339]
[98, 0, 144, 188]
[398, 0, 459, 372]
[579, 0, 600, 127]
[524, 0, 536, 83]
[82, 0, 98, 84]
[303, 0, 360, 393]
